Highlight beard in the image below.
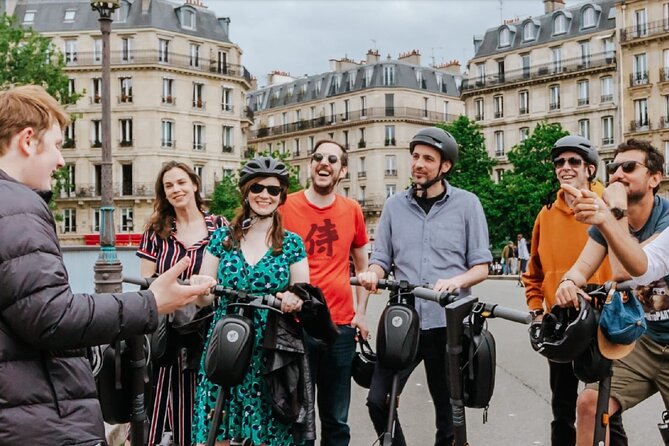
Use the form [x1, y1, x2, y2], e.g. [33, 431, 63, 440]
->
[312, 180, 337, 195]
[627, 189, 646, 204]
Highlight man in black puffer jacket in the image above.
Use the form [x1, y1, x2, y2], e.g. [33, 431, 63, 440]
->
[0, 85, 215, 445]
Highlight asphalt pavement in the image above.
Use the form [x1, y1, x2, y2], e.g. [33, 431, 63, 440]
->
[341, 279, 665, 446]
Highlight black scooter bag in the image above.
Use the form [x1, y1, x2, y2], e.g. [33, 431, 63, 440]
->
[205, 314, 254, 387]
[376, 303, 420, 371]
[462, 324, 496, 409]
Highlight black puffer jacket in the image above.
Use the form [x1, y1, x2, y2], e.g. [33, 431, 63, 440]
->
[0, 170, 158, 445]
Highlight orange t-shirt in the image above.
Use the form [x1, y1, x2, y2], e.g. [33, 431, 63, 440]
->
[281, 191, 368, 325]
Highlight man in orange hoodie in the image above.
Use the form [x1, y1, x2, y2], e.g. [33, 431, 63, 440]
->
[522, 135, 626, 446]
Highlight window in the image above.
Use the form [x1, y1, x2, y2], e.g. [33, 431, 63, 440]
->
[61, 164, 76, 197]
[62, 209, 76, 233]
[93, 209, 100, 232]
[443, 101, 449, 120]
[384, 125, 395, 146]
[120, 208, 133, 232]
[91, 120, 101, 147]
[664, 95, 669, 128]
[293, 138, 300, 156]
[161, 120, 174, 148]
[359, 185, 366, 204]
[634, 98, 649, 130]
[603, 38, 615, 60]
[222, 126, 234, 152]
[119, 77, 132, 103]
[519, 90, 529, 115]
[435, 72, 444, 93]
[121, 164, 133, 196]
[361, 96, 367, 117]
[180, 7, 196, 30]
[116, 0, 130, 22]
[309, 136, 315, 151]
[664, 49, 669, 82]
[602, 116, 614, 146]
[216, 50, 228, 74]
[358, 157, 366, 178]
[222, 87, 233, 112]
[121, 37, 133, 62]
[578, 119, 590, 139]
[23, 10, 36, 24]
[162, 78, 174, 104]
[348, 70, 356, 90]
[189, 43, 200, 68]
[582, 6, 596, 28]
[92, 78, 102, 103]
[365, 68, 373, 87]
[68, 78, 76, 96]
[522, 54, 531, 79]
[119, 119, 133, 146]
[552, 47, 562, 73]
[577, 80, 589, 106]
[94, 165, 102, 195]
[553, 14, 567, 35]
[416, 70, 426, 89]
[494, 131, 505, 157]
[601, 76, 613, 102]
[315, 79, 322, 95]
[634, 9, 648, 37]
[344, 99, 350, 120]
[383, 65, 395, 86]
[93, 38, 102, 64]
[158, 39, 169, 63]
[499, 27, 511, 47]
[580, 41, 591, 68]
[423, 97, 429, 118]
[64, 40, 77, 64]
[519, 127, 530, 141]
[192, 83, 204, 108]
[385, 155, 397, 176]
[633, 54, 648, 85]
[549, 85, 560, 110]
[64, 121, 75, 148]
[476, 63, 485, 85]
[493, 95, 503, 118]
[359, 128, 366, 148]
[329, 102, 336, 122]
[474, 98, 484, 121]
[193, 123, 205, 150]
[386, 184, 396, 198]
[523, 22, 535, 41]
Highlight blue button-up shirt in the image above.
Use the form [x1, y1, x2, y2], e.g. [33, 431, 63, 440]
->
[370, 182, 492, 329]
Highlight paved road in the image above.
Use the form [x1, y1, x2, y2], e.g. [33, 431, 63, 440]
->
[340, 279, 665, 446]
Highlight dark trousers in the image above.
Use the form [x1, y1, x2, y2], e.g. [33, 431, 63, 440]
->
[304, 325, 357, 446]
[367, 328, 453, 446]
[548, 360, 628, 446]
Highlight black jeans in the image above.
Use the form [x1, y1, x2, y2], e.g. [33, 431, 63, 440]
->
[548, 360, 628, 446]
[367, 328, 453, 446]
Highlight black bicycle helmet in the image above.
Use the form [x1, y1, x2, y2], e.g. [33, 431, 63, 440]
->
[351, 334, 377, 389]
[239, 156, 289, 188]
[551, 135, 599, 181]
[572, 335, 612, 384]
[529, 294, 597, 363]
[409, 127, 459, 165]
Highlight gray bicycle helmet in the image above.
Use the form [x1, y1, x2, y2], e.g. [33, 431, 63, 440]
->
[239, 156, 289, 188]
[409, 127, 459, 165]
[551, 135, 599, 181]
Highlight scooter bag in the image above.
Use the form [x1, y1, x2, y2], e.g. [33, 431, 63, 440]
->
[376, 304, 420, 371]
[462, 325, 496, 409]
[205, 314, 254, 387]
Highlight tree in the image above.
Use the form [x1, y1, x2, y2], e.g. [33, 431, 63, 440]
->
[492, 121, 569, 244]
[209, 150, 303, 219]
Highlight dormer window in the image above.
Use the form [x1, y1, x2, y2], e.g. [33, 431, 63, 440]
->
[64, 9, 76, 22]
[116, 0, 130, 23]
[499, 27, 511, 47]
[288, 84, 294, 96]
[582, 6, 596, 28]
[523, 22, 536, 41]
[554, 14, 567, 35]
[180, 7, 196, 30]
[23, 10, 36, 24]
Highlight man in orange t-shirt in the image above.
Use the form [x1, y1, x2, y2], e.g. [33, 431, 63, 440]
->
[282, 139, 369, 446]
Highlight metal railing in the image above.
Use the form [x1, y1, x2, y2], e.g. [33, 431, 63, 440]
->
[161, 96, 176, 105]
[63, 50, 252, 83]
[578, 98, 589, 106]
[660, 116, 669, 129]
[630, 71, 649, 87]
[601, 94, 613, 103]
[602, 137, 614, 146]
[58, 182, 156, 199]
[620, 19, 669, 42]
[358, 171, 367, 178]
[385, 169, 397, 177]
[549, 102, 560, 111]
[661, 67, 669, 83]
[629, 119, 651, 133]
[462, 51, 616, 92]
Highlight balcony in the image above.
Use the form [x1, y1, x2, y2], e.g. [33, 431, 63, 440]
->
[358, 171, 367, 178]
[621, 19, 669, 43]
[161, 139, 175, 148]
[519, 107, 528, 115]
[292, 150, 300, 157]
[119, 139, 133, 147]
[602, 137, 614, 146]
[661, 68, 669, 83]
[192, 99, 206, 109]
[461, 51, 616, 93]
[665, 163, 669, 177]
[249, 107, 459, 139]
[161, 95, 176, 105]
[660, 116, 669, 129]
[222, 145, 234, 153]
[601, 94, 613, 103]
[494, 111, 503, 119]
[193, 143, 206, 151]
[384, 137, 396, 147]
[118, 94, 133, 104]
[577, 98, 589, 106]
[474, 114, 484, 121]
[549, 102, 560, 111]
[630, 72, 649, 87]
[221, 104, 234, 113]
[495, 150, 505, 158]
[57, 182, 156, 199]
[385, 169, 397, 177]
[358, 140, 366, 149]
[62, 138, 75, 149]
[63, 50, 252, 84]
[629, 119, 651, 133]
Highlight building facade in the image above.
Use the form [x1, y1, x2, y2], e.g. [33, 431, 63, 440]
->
[462, 0, 620, 182]
[11, 0, 251, 244]
[246, 50, 463, 237]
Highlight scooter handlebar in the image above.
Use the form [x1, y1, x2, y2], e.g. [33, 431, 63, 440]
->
[350, 277, 394, 288]
[412, 287, 459, 306]
[484, 303, 532, 325]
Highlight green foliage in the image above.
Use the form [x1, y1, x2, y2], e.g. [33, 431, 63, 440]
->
[50, 167, 71, 221]
[209, 150, 303, 220]
[0, 14, 79, 104]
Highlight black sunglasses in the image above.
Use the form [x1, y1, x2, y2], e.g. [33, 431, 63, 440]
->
[606, 160, 646, 175]
[312, 152, 339, 164]
[553, 157, 583, 169]
[249, 183, 283, 197]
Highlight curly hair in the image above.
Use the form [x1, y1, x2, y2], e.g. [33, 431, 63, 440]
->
[614, 138, 664, 194]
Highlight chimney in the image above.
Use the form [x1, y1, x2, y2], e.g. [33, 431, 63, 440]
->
[544, 0, 565, 14]
[366, 49, 380, 64]
[398, 49, 421, 66]
[435, 60, 461, 76]
[141, 0, 151, 14]
[185, 0, 206, 7]
[218, 17, 230, 36]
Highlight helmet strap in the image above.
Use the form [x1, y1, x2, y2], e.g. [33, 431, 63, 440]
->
[413, 172, 446, 198]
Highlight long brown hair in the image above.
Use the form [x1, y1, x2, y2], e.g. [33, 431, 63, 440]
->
[223, 177, 287, 255]
[146, 161, 205, 239]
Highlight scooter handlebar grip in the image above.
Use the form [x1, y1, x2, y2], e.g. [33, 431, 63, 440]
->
[412, 287, 443, 303]
[491, 305, 532, 324]
[350, 277, 360, 286]
[122, 276, 151, 287]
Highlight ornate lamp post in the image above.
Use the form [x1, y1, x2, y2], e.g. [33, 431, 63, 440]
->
[91, 0, 121, 294]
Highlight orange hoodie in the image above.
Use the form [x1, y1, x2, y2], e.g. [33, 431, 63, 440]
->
[523, 182, 612, 313]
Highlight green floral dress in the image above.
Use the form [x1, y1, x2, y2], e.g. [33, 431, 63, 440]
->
[192, 226, 306, 445]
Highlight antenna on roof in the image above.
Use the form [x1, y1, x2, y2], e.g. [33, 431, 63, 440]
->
[371, 39, 377, 51]
[499, 0, 504, 23]
[430, 47, 443, 67]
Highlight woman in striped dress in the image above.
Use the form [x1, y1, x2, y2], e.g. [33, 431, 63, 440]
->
[137, 161, 225, 445]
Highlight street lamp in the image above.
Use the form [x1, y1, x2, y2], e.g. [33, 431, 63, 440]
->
[91, 0, 121, 295]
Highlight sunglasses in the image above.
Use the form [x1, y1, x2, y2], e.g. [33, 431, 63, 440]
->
[606, 160, 646, 175]
[249, 183, 283, 197]
[553, 157, 583, 169]
[312, 152, 339, 164]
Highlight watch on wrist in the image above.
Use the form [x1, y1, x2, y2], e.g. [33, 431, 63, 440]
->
[609, 207, 628, 220]
[529, 309, 544, 319]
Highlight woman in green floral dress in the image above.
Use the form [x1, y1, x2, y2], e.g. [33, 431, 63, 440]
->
[190, 157, 309, 446]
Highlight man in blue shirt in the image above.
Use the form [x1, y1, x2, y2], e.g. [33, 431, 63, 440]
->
[357, 127, 492, 446]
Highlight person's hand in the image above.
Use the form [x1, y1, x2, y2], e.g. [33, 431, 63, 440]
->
[602, 181, 627, 209]
[276, 291, 303, 313]
[149, 257, 216, 315]
[433, 278, 460, 294]
[351, 313, 369, 340]
[357, 270, 379, 292]
[555, 279, 589, 309]
[190, 274, 217, 307]
[562, 184, 609, 225]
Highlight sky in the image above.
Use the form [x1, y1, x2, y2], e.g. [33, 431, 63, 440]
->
[207, 0, 582, 87]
